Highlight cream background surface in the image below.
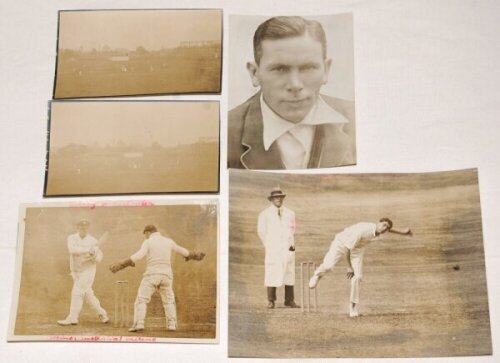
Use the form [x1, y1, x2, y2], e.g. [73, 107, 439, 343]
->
[1, 0, 499, 362]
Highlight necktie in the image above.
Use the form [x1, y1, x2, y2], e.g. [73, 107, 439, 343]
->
[276, 124, 314, 169]
[277, 208, 281, 218]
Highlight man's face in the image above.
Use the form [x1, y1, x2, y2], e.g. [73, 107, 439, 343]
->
[144, 231, 152, 239]
[77, 225, 89, 238]
[270, 196, 285, 208]
[247, 34, 331, 124]
[376, 221, 390, 234]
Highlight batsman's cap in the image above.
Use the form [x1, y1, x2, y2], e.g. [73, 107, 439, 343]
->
[77, 220, 90, 227]
[267, 186, 286, 201]
[143, 224, 157, 234]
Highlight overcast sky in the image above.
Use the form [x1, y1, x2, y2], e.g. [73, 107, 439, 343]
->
[58, 9, 221, 51]
[49, 102, 219, 149]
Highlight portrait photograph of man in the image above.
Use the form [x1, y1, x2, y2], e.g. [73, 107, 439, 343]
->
[228, 14, 356, 170]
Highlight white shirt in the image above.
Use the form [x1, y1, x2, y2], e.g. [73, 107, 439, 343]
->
[336, 222, 378, 250]
[67, 233, 99, 273]
[130, 232, 189, 277]
[261, 95, 349, 169]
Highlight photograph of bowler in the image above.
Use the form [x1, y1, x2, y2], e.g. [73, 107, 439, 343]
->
[228, 14, 355, 170]
[53, 9, 222, 99]
[44, 101, 220, 196]
[228, 168, 491, 358]
[8, 200, 218, 343]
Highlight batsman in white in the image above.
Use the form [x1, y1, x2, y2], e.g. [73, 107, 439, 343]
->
[57, 220, 110, 326]
[308, 218, 412, 317]
[109, 224, 205, 332]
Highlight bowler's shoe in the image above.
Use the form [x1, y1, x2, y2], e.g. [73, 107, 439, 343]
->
[284, 301, 300, 308]
[128, 324, 145, 332]
[349, 306, 359, 318]
[57, 319, 78, 326]
[267, 301, 275, 309]
[167, 323, 177, 331]
[308, 273, 322, 289]
[99, 314, 110, 324]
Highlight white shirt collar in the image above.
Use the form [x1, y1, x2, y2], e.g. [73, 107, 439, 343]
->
[261, 95, 348, 151]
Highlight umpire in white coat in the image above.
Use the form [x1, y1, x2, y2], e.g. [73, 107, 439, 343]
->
[257, 187, 299, 309]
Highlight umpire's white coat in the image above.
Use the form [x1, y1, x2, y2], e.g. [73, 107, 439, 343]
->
[257, 205, 296, 287]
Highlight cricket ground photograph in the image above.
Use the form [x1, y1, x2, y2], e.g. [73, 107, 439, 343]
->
[228, 168, 491, 358]
[53, 9, 222, 98]
[9, 200, 218, 343]
[44, 101, 220, 196]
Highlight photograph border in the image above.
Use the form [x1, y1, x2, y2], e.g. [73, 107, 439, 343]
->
[227, 167, 492, 358]
[52, 8, 223, 99]
[8, 199, 220, 344]
[43, 99, 221, 197]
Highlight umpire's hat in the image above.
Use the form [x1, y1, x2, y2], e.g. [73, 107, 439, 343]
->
[267, 186, 286, 200]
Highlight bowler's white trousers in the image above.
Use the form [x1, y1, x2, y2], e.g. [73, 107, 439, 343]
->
[315, 239, 365, 304]
[67, 267, 107, 321]
[134, 273, 176, 328]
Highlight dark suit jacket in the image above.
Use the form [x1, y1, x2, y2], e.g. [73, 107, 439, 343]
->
[227, 93, 356, 169]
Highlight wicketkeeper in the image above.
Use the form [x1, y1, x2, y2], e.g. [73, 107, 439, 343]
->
[109, 224, 205, 332]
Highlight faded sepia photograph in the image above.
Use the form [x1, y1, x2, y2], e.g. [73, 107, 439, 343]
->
[54, 9, 222, 98]
[8, 200, 218, 343]
[228, 14, 355, 170]
[228, 169, 491, 358]
[44, 101, 219, 196]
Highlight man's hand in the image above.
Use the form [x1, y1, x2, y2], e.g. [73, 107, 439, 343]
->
[346, 267, 355, 280]
[185, 251, 206, 261]
[89, 246, 104, 262]
[89, 246, 98, 257]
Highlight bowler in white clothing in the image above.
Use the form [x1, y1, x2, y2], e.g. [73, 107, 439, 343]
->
[57, 220, 109, 326]
[308, 218, 393, 317]
[258, 187, 299, 308]
[109, 224, 205, 332]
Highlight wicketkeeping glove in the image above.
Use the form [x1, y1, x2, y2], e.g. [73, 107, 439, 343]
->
[185, 251, 206, 261]
[109, 258, 135, 273]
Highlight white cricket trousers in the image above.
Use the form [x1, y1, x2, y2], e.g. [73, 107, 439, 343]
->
[315, 239, 365, 304]
[67, 267, 107, 321]
[134, 273, 177, 328]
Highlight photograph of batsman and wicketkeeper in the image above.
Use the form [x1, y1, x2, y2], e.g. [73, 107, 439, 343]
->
[228, 168, 492, 358]
[8, 200, 218, 343]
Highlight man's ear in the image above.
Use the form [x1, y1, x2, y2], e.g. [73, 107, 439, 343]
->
[322, 58, 332, 85]
[246, 62, 261, 88]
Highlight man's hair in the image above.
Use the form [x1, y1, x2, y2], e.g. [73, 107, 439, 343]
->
[379, 218, 393, 229]
[143, 224, 158, 234]
[253, 16, 327, 64]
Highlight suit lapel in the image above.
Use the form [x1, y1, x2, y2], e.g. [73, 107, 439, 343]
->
[240, 94, 284, 169]
[310, 124, 351, 167]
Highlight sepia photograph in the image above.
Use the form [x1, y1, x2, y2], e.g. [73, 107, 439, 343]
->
[53, 9, 222, 98]
[44, 101, 220, 196]
[228, 13, 356, 170]
[228, 168, 491, 358]
[8, 200, 218, 343]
